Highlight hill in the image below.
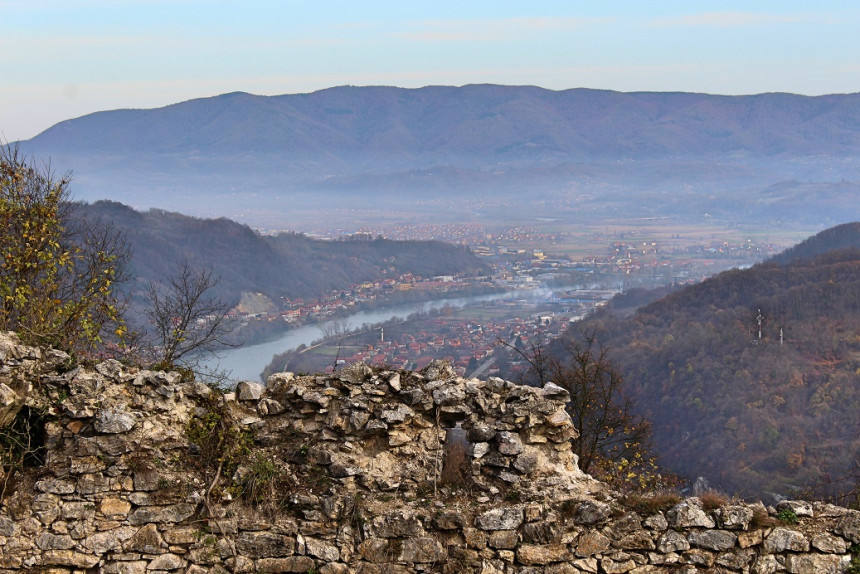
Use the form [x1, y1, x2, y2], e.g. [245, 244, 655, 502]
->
[569, 223, 860, 500]
[75, 200, 489, 307]
[17, 86, 860, 230]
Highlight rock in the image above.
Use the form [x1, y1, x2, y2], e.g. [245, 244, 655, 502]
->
[762, 527, 809, 553]
[687, 529, 737, 551]
[715, 505, 754, 530]
[421, 360, 457, 381]
[811, 533, 849, 553]
[496, 431, 524, 455]
[100, 497, 132, 519]
[644, 513, 668, 531]
[433, 510, 468, 530]
[125, 523, 165, 554]
[305, 537, 340, 562]
[338, 362, 373, 384]
[148, 553, 185, 570]
[476, 507, 524, 531]
[784, 553, 846, 574]
[42, 550, 100, 568]
[35, 478, 76, 495]
[488, 530, 519, 549]
[432, 384, 466, 406]
[715, 547, 755, 570]
[95, 359, 124, 381]
[469, 442, 490, 458]
[235, 531, 296, 558]
[657, 530, 690, 553]
[517, 544, 571, 565]
[835, 513, 860, 543]
[752, 554, 780, 574]
[397, 537, 446, 564]
[572, 500, 612, 525]
[127, 504, 195, 526]
[0, 382, 22, 427]
[255, 556, 315, 573]
[236, 380, 264, 401]
[777, 500, 814, 517]
[370, 511, 425, 538]
[575, 531, 611, 556]
[617, 530, 655, 550]
[380, 404, 413, 424]
[36, 532, 75, 550]
[667, 498, 715, 528]
[95, 408, 137, 434]
[258, 398, 285, 416]
[521, 522, 560, 544]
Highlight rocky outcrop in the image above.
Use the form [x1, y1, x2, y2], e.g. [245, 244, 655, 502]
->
[0, 331, 858, 573]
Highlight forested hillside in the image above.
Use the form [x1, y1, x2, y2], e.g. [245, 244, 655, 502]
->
[573, 223, 860, 500]
[75, 200, 489, 305]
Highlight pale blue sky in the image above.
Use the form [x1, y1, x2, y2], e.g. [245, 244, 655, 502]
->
[2, 1, 859, 141]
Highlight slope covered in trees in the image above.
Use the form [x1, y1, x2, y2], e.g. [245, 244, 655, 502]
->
[75, 200, 489, 306]
[573, 223, 860, 501]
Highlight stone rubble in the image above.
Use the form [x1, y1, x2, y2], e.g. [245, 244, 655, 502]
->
[0, 331, 858, 572]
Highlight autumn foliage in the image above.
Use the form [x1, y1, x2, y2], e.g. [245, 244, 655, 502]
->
[0, 146, 129, 355]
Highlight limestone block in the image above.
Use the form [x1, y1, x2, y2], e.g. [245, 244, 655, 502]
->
[811, 533, 849, 553]
[713, 504, 754, 530]
[762, 527, 809, 553]
[433, 510, 468, 530]
[777, 499, 814, 517]
[147, 553, 185, 570]
[255, 556, 315, 573]
[396, 537, 446, 564]
[835, 512, 860, 543]
[715, 547, 755, 570]
[657, 530, 690, 553]
[305, 537, 340, 562]
[617, 530, 656, 550]
[127, 503, 195, 526]
[235, 531, 296, 558]
[687, 529, 737, 551]
[572, 500, 612, 525]
[41, 550, 100, 568]
[125, 523, 166, 554]
[666, 499, 715, 528]
[370, 511, 425, 538]
[784, 553, 848, 574]
[36, 532, 75, 550]
[517, 543, 571, 566]
[488, 530, 519, 549]
[237, 380, 265, 401]
[95, 408, 137, 434]
[475, 507, 524, 531]
[576, 531, 611, 556]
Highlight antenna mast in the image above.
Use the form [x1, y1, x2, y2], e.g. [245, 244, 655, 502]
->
[756, 308, 764, 340]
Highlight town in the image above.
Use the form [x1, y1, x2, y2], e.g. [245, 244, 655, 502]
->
[233, 227, 784, 382]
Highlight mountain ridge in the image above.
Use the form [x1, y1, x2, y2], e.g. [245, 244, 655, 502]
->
[567, 222, 860, 500]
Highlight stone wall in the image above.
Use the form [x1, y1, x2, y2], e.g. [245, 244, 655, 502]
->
[1, 331, 859, 573]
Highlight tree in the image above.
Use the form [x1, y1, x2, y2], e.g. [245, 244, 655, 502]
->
[503, 331, 675, 492]
[0, 145, 130, 354]
[144, 259, 235, 369]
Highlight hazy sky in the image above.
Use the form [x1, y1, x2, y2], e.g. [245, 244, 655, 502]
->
[3, 1, 859, 142]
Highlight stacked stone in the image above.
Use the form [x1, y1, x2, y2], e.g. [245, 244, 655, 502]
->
[2, 332, 860, 573]
[250, 359, 587, 500]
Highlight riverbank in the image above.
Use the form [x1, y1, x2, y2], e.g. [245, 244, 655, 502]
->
[203, 288, 550, 382]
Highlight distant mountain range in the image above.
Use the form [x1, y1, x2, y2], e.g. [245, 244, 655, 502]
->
[17, 86, 860, 230]
[571, 222, 860, 500]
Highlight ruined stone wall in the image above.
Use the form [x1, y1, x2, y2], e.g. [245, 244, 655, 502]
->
[1, 331, 859, 573]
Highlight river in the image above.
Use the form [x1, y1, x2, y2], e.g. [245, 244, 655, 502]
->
[203, 289, 552, 382]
